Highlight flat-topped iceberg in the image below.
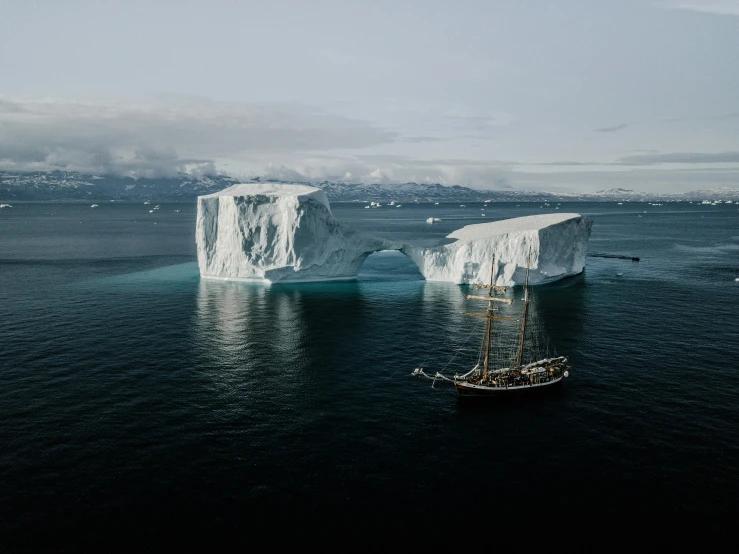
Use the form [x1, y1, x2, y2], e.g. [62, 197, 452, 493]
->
[401, 213, 593, 286]
[196, 184, 592, 285]
[196, 183, 395, 283]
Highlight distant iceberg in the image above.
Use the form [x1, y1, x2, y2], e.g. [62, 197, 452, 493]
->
[196, 184, 592, 285]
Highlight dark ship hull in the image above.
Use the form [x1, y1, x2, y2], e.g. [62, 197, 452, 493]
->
[454, 374, 564, 396]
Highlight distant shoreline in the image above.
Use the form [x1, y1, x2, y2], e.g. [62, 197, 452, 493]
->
[2, 170, 738, 203]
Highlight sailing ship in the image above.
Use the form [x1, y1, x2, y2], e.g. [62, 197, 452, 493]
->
[412, 252, 570, 396]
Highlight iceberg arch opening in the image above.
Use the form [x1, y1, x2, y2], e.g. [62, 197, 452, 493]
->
[357, 250, 424, 282]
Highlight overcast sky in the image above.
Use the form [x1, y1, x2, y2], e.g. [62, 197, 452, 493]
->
[1, 0, 739, 192]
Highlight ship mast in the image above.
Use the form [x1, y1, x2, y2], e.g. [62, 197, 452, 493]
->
[482, 256, 495, 378]
[515, 248, 532, 368]
[463, 256, 514, 378]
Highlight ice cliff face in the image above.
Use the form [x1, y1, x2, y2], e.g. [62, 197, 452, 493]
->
[196, 183, 395, 283]
[196, 185, 592, 285]
[401, 213, 593, 286]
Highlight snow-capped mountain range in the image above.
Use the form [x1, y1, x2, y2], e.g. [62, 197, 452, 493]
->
[1, 171, 738, 202]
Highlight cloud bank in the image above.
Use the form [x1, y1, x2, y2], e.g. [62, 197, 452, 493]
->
[1, 95, 738, 193]
[594, 124, 629, 133]
[659, 0, 739, 16]
[0, 95, 517, 188]
[617, 151, 739, 164]
[0, 96, 395, 178]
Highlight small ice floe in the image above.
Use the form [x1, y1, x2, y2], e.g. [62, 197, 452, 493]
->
[396, 204, 402, 207]
[0, 204, 12, 208]
[426, 217, 442, 223]
[144, 201, 150, 205]
[434, 202, 440, 205]
[390, 201, 395, 205]
[460, 204, 466, 207]
[149, 210, 154, 213]
[616, 272, 624, 277]
[365, 205, 370, 208]
[481, 213, 486, 216]
[90, 204, 99, 208]
[174, 209, 181, 212]
[735, 277, 739, 282]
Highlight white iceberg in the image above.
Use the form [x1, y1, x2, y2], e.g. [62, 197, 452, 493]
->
[196, 185, 592, 286]
[401, 213, 593, 286]
[196, 183, 397, 283]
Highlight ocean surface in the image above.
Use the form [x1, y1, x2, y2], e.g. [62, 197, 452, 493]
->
[1, 200, 738, 546]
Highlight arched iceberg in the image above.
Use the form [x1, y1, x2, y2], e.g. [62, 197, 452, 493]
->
[196, 184, 592, 285]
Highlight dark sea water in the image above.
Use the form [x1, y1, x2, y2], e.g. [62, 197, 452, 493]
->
[1, 200, 738, 547]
